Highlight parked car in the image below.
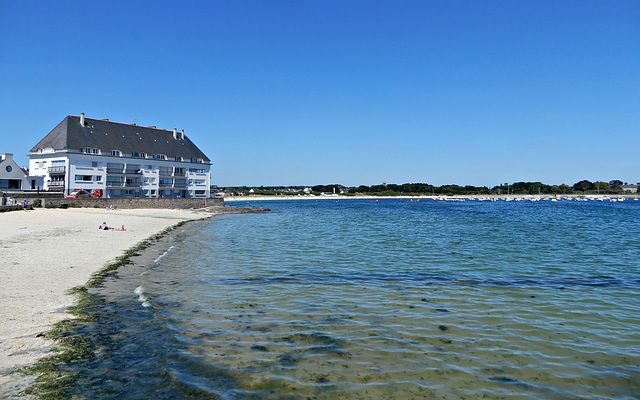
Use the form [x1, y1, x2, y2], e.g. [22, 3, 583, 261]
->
[66, 190, 93, 198]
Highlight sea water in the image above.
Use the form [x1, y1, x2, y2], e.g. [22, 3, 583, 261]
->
[68, 199, 639, 399]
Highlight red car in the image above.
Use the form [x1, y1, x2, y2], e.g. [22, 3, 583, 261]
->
[66, 190, 93, 198]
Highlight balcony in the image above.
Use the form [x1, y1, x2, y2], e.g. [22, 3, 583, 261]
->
[48, 166, 66, 173]
[48, 181, 65, 187]
[107, 168, 141, 175]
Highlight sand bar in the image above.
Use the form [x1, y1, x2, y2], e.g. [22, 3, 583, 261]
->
[0, 207, 216, 397]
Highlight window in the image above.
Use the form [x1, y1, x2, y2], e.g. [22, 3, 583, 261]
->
[175, 156, 183, 162]
[75, 175, 93, 181]
[140, 153, 147, 158]
[195, 190, 206, 196]
[132, 152, 140, 158]
[92, 162, 99, 167]
[112, 150, 122, 156]
[189, 168, 205, 173]
[92, 148, 100, 154]
[155, 154, 166, 160]
[95, 176, 102, 182]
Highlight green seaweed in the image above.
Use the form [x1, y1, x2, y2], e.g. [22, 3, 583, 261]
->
[18, 219, 197, 399]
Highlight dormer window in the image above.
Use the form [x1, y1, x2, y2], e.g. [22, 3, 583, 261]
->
[132, 152, 140, 158]
[92, 148, 100, 154]
[155, 154, 167, 160]
[112, 150, 122, 157]
[175, 156, 183, 162]
[140, 152, 147, 158]
[191, 158, 204, 163]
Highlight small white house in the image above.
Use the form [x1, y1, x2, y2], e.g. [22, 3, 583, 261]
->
[0, 153, 43, 190]
[29, 114, 212, 198]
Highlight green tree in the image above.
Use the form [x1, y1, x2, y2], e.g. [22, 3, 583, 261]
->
[593, 181, 609, 194]
[573, 180, 594, 192]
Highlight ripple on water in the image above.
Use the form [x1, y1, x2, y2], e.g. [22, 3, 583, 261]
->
[69, 200, 640, 399]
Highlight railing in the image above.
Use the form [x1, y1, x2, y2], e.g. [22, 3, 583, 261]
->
[48, 181, 65, 187]
[106, 181, 141, 188]
[107, 168, 141, 175]
[48, 166, 66, 173]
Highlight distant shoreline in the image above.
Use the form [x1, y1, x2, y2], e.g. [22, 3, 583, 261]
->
[224, 194, 640, 202]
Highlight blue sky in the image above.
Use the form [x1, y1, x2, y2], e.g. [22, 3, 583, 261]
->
[1, 0, 638, 187]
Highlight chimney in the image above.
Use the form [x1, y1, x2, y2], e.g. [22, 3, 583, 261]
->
[173, 128, 178, 140]
[181, 129, 185, 140]
[80, 113, 85, 126]
[1, 153, 13, 161]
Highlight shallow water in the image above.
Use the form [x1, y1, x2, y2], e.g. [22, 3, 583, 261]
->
[72, 199, 639, 399]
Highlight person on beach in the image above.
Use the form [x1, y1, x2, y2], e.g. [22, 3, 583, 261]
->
[99, 222, 126, 231]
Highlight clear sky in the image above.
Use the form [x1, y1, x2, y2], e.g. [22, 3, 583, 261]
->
[1, 0, 638, 188]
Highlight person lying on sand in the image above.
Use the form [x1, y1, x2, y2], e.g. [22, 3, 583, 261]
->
[98, 222, 126, 231]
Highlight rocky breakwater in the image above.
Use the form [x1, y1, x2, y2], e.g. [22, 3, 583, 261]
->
[204, 204, 272, 214]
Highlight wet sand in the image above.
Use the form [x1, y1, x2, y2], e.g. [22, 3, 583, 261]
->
[0, 207, 217, 397]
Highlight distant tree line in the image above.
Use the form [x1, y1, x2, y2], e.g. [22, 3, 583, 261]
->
[349, 180, 627, 196]
[218, 180, 632, 196]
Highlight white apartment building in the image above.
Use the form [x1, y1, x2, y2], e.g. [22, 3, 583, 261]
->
[29, 114, 211, 198]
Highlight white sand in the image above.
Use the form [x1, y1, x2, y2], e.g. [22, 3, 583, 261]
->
[0, 207, 216, 397]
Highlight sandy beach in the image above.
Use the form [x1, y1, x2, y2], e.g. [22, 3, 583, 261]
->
[0, 207, 216, 397]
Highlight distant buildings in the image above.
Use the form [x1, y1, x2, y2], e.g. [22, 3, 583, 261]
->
[28, 114, 211, 198]
[621, 183, 639, 193]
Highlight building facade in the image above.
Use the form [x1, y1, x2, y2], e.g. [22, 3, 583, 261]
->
[29, 114, 211, 198]
[1, 153, 43, 190]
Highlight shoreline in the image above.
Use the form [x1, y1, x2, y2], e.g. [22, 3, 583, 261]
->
[224, 193, 640, 202]
[0, 207, 218, 397]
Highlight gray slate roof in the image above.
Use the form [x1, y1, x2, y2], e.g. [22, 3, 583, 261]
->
[30, 115, 210, 163]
